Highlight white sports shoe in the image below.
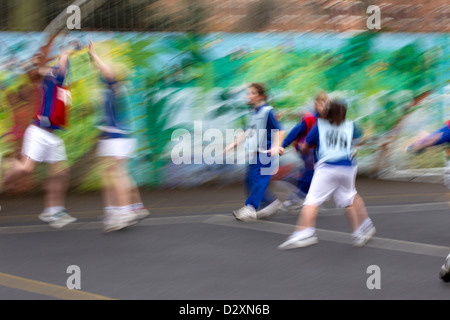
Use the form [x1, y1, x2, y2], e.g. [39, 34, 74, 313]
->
[256, 199, 282, 219]
[233, 205, 256, 222]
[38, 212, 54, 223]
[278, 198, 304, 213]
[278, 232, 318, 250]
[103, 211, 138, 233]
[352, 223, 376, 247]
[39, 210, 77, 229]
[134, 208, 150, 220]
[439, 254, 450, 282]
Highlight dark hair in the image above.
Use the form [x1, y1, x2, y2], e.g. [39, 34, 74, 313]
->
[325, 99, 347, 126]
[249, 82, 268, 101]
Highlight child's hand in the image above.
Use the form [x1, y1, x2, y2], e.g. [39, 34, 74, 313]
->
[269, 146, 281, 157]
[88, 40, 95, 55]
[406, 143, 425, 155]
[223, 143, 235, 154]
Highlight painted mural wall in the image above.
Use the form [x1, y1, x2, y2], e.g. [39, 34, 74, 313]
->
[0, 31, 448, 191]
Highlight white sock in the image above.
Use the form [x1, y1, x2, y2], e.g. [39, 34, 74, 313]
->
[132, 203, 144, 210]
[359, 218, 372, 231]
[353, 229, 362, 237]
[42, 207, 52, 214]
[45, 206, 64, 215]
[104, 206, 114, 215]
[246, 204, 256, 211]
[354, 218, 372, 236]
[292, 227, 315, 239]
[362, 218, 372, 228]
[118, 206, 133, 215]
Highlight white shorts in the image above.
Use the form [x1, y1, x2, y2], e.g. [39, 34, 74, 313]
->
[22, 125, 67, 163]
[304, 164, 358, 208]
[97, 138, 137, 159]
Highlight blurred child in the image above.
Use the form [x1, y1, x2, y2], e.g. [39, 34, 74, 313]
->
[224, 83, 282, 221]
[407, 121, 450, 282]
[279, 98, 375, 249]
[275, 91, 329, 213]
[408, 121, 450, 194]
[1, 34, 59, 194]
[3, 40, 76, 228]
[88, 40, 149, 233]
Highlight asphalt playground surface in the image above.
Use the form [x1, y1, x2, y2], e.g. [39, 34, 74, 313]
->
[0, 177, 449, 301]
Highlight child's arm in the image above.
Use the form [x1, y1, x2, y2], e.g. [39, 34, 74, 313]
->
[57, 50, 70, 79]
[408, 131, 445, 153]
[278, 130, 286, 155]
[282, 121, 307, 148]
[300, 125, 318, 155]
[407, 124, 450, 153]
[269, 129, 283, 156]
[88, 40, 115, 82]
[224, 131, 246, 154]
[38, 33, 58, 67]
[266, 110, 283, 156]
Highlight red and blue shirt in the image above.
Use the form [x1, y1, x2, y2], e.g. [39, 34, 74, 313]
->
[33, 67, 66, 130]
[282, 111, 319, 149]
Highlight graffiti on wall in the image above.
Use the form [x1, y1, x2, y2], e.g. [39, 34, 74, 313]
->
[0, 31, 448, 191]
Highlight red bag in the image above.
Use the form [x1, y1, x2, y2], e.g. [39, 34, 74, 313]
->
[52, 85, 72, 128]
[35, 85, 72, 129]
[294, 111, 317, 151]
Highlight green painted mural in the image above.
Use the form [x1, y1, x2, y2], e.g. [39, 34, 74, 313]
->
[0, 31, 448, 191]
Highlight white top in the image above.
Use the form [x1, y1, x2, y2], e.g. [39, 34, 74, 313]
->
[316, 118, 354, 166]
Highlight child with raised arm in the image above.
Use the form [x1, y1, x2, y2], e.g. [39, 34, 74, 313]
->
[88, 40, 149, 233]
[3, 40, 76, 228]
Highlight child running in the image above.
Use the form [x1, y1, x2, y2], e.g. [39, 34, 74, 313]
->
[276, 91, 329, 213]
[88, 40, 149, 233]
[279, 98, 375, 249]
[224, 83, 282, 221]
[407, 121, 450, 282]
[3, 39, 76, 228]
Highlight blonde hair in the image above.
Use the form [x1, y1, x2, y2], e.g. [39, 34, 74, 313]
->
[111, 63, 130, 82]
[315, 90, 328, 103]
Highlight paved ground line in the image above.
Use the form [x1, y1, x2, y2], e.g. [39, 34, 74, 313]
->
[203, 215, 450, 258]
[0, 272, 115, 300]
[0, 215, 210, 234]
[0, 222, 102, 234]
[1, 212, 449, 258]
[362, 193, 447, 199]
[317, 202, 450, 216]
[0, 202, 244, 219]
[0, 201, 448, 234]
[0, 201, 447, 223]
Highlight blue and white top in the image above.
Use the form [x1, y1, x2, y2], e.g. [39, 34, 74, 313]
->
[245, 104, 281, 155]
[97, 78, 135, 139]
[306, 118, 363, 167]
